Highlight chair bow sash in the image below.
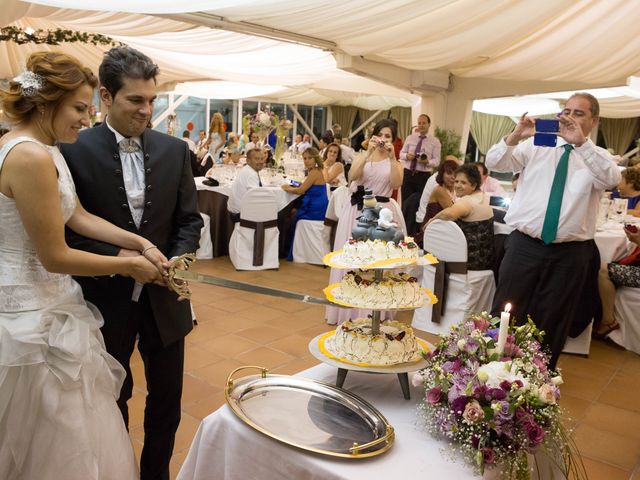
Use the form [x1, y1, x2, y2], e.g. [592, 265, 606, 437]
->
[431, 260, 467, 323]
[323, 217, 338, 250]
[240, 218, 278, 266]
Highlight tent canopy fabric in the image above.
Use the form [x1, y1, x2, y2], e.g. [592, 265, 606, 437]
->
[4, 0, 640, 116]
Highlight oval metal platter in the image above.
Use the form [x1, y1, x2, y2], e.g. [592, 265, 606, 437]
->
[224, 366, 394, 458]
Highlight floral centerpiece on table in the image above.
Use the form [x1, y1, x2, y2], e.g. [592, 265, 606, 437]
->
[413, 312, 586, 479]
[244, 110, 277, 142]
[274, 118, 293, 166]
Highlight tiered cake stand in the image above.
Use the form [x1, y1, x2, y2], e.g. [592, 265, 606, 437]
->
[309, 250, 438, 399]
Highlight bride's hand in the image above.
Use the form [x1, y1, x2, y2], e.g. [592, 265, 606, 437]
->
[129, 256, 162, 284]
[142, 246, 168, 281]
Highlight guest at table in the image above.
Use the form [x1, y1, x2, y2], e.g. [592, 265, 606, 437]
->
[322, 143, 347, 189]
[195, 129, 207, 151]
[430, 164, 494, 270]
[318, 131, 333, 155]
[473, 162, 505, 196]
[326, 118, 404, 325]
[611, 166, 640, 217]
[224, 132, 242, 165]
[244, 131, 260, 152]
[181, 129, 197, 153]
[289, 133, 304, 154]
[486, 93, 621, 369]
[414, 159, 458, 243]
[299, 133, 312, 153]
[596, 225, 640, 338]
[333, 132, 355, 166]
[227, 148, 265, 222]
[416, 155, 463, 225]
[281, 148, 329, 260]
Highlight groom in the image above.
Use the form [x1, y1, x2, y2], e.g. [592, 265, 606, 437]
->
[61, 47, 203, 480]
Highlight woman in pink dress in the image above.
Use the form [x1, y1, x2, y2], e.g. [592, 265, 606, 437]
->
[326, 119, 405, 325]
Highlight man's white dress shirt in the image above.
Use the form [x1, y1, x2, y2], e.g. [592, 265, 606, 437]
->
[486, 137, 621, 242]
[228, 165, 261, 214]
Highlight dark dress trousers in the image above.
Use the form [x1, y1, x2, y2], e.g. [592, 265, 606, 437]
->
[60, 122, 203, 480]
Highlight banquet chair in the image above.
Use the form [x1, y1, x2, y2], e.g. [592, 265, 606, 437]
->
[196, 213, 213, 259]
[322, 185, 349, 251]
[291, 220, 329, 265]
[412, 220, 496, 336]
[608, 286, 640, 355]
[229, 188, 279, 270]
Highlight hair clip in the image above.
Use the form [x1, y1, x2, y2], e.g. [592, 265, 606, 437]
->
[13, 70, 45, 97]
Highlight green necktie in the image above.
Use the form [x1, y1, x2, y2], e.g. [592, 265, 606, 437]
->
[541, 144, 573, 244]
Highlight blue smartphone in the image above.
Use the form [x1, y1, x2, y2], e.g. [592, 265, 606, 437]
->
[535, 118, 559, 133]
[289, 180, 301, 187]
[534, 133, 557, 147]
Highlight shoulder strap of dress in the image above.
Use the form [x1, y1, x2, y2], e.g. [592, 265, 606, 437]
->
[0, 136, 48, 172]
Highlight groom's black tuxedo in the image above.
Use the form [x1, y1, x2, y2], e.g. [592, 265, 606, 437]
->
[61, 122, 203, 480]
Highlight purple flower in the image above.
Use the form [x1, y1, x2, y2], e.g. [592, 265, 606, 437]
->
[482, 447, 496, 465]
[442, 358, 463, 373]
[524, 419, 545, 447]
[463, 339, 480, 354]
[487, 388, 507, 401]
[487, 328, 499, 340]
[426, 387, 443, 405]
[473, 385, 488, 398]
[451, 396, 469, 415]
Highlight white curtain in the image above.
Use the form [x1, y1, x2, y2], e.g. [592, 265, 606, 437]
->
[330, 106, 358, 136]
[390, 107, 412, 140]
[600, 117, 640, 155]
[470, 112, 515, 155]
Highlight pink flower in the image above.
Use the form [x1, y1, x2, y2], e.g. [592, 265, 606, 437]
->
[482, 447, 496, 464]
[426, 387, 442, 405]
[524, 420, 545, 447]
[462, 399, 485, 423]
[473, 316, 491, 331]
[411, 372, 425, 387]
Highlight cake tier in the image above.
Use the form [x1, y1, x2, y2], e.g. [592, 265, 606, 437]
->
[340, 238, 419, 267]
[333, 318, 421, 365]
[340, 270, 421, 309]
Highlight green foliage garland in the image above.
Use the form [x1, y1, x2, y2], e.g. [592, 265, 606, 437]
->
[0, 26, 121, 46]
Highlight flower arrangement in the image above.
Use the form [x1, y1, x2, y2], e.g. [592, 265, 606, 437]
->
[244, 110, 277, 138]
[413, 313, 586, 479]
[274, 118, 293, 164]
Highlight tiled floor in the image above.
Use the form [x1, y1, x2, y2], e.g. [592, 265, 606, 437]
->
[126, 257, 640, 480]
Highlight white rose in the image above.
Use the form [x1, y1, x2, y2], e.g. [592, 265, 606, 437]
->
[538, 384, 557, 405]
[551, 376, 564, 385]
[476, 361, 528, 389]
[457, 339, 466, 350]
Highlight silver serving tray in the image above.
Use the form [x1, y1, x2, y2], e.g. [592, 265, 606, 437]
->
[224, 366, 394, 458]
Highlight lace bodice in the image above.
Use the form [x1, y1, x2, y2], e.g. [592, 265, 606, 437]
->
[0, 136, 77, 312]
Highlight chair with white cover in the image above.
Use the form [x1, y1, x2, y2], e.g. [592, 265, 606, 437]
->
[608, 286, 640, 354]
[196, 213, 213, 259]
[562, 321, 593, 356]
[229, 188, 279, 270]
[291, 219, 329, 265]
[322, 185, 350, 251]
[412, 219, 496, 336]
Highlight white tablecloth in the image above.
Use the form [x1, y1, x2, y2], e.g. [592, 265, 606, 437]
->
[194, 176, 298, 211]
[177, 363, 480, 480]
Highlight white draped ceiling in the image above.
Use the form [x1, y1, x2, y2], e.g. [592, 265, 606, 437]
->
[4, 0, 640, 115]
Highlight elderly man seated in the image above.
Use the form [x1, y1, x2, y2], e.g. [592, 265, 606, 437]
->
[228, 148, 265, 222]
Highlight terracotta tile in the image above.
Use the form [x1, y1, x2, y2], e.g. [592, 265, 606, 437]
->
[557, 354, 617, 380]
[190, 358, 245, 389]
[620, 351, 640, 374]
[183, 345, 223, 371]
[571, 456, 632, 480]
[234, 346, 295, 370]
[190, 304, 220, 324]
[127, 390, 147, 430]
[181, 373, 221, 404]
[558, 394, 593, 424]
[182, 390, 226, 421]
[173, 413, 201, 452]
[197, 334, 260, 358]
[129, 424, 144, 443]
[598, 383, 640, 414]
[235, 325, 291, 343]
[572, 424, 640, 470]
[296, 323, 333, 339]
[269, 357, 320, 376]
[582, 403, 640, 440]
[236, 305, 288, 322]
[586, 341, 629, 369]
[130, 358, 147, 392]
[559, 370, 610, 402]
[208, 296, 258, 313]
[267, 334, 316, 357]
[131, 437, 143, 464]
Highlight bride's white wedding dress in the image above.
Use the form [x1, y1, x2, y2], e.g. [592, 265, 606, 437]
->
[0, 137, 138, 479]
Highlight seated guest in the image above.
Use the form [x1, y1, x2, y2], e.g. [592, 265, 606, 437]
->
[318, 131, 334, 155]
[289, 133, 304, 153]
[596, 224, 640, 338]
[414, 159, 457, 243]
[473, 162, 505, 196]
[322, 143, 347, 189]
[299, 133, 312, 153]
[430, 164, 494, 270]
[244, 131, 260, 152]
[281, 148, 329, 260]
[224, 133, 242, 164]
[333, 132, 355, 165]
[227, 148, 265, 221]
[611, 166, 640, 217]
[181, 129, 197, 152]
[416, 155, 462, 224]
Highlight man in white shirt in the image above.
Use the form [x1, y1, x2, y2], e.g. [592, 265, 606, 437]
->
[334, 133, 355, 165]
[289, 134, 303, 153]
[228, 148, 265, 221]
[181, 130, 197, 153]
[486, 93, 621, 368]
[298, 133, 312, 153]
[195, 129, 207, 151]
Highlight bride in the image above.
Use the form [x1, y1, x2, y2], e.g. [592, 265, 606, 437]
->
[0, 52, 163, 479]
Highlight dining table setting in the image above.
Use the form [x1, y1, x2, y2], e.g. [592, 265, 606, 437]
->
[194, 163, 303, 257]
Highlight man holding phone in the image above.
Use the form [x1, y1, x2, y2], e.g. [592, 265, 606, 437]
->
[486, 93, 620, 368]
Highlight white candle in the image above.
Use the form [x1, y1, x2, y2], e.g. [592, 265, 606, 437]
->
[496, 303, 512, 355]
